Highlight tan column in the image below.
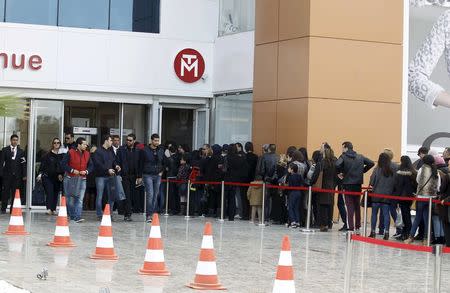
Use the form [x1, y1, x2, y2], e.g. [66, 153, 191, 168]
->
[253, 0, 403, 160]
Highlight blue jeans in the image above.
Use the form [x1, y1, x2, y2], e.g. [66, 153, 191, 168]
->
[433, 215, 444, 238]
[379, 204, 397, 233]
[143, 174, 161, 217]
[64, 176, 86, 221]
[95, 177, 114, 217]
[288, 191, 302, 224]
[410, 201, 429, 238]
[371, 203, 390, 233]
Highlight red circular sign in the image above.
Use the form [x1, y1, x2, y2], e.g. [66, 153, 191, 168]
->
[174, 48, 205, 83]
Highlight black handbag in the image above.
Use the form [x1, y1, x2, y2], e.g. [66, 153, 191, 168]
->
[32, 181, 45, 206]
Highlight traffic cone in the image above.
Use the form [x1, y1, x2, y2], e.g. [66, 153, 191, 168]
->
[139, 213, 170, 276]
[48, 196, 75, 247]
[90, 204, 118, 260]
[272, 236, 295, 293]
[3, 189, 29, 235]
[187, 222, 225, 290]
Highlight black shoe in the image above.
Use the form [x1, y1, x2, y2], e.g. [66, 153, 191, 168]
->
[369, 232, 376, 238]
[339, 226, 348, 231]
[378, 230, 384, 236]
[124, 216, 133, 222]
[146, 216, 152, 223]
[383, 233, 389, 241]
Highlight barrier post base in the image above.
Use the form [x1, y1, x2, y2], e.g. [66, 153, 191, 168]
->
[218, 219, 224, 223]
[163, 213, 169, 217]
[184, 216, 191, 219]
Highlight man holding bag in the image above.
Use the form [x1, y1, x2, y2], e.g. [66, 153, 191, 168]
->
[61, 137, 93, 223]
[92, 135, 121, 220]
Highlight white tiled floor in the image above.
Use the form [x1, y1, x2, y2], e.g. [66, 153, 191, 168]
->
[0, 212, 448, 293]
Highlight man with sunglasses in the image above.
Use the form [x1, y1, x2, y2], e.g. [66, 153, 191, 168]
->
[116, 133, 141, 221]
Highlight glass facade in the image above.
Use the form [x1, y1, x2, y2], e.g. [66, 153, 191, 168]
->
[5, 0, 57, 26]
[218, 0, 255, 37]
[214, 93, 252, 145]
[0, 0, 160, 33]
[58, 0, 109, 30]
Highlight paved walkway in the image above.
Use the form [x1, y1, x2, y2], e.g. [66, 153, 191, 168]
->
[0, 212, 448, 292]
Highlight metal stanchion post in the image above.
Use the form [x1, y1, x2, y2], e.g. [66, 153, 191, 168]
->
[185, 180, 191, 219]
[259, 183, 266, 227]
[362, 190, 368, 237]
[433, 245, 443, 293]
[427, 197, 433, 246]
[219, 181, 225, 222]
[344, 231, 354, 293]
[300, 186, 317, 233]
[164, 179, 170, 217]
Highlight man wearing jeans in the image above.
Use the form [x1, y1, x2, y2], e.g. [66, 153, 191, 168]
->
[138, 133, 164, 223]
[336, 141, 374, 233]
[92, 135, 121, 221]
[61, 137, 93, 223]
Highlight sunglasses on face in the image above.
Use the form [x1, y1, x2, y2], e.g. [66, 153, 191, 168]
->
[127, 139, 133, 142]
[53, 142, 61, 145]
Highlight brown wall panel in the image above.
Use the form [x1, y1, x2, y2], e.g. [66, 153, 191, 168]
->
[252, 101, 278, 152]
[310, 0, 403, 44]
[278, 38, 309, 100]
[306, 98, 402, 163]
[255, 0, 279, 45]
[276, 98, 308, 153]
[279, 0, 310, 41]
[308, 37, 402, 103]
[253, 43, 278, 102]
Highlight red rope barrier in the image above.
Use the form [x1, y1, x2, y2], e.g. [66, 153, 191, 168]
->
[443, 247, 450, 254]
[351, 235, 433, 253]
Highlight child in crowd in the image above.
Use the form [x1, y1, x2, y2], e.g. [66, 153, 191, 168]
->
[288, 163, 304, 228]
[177, 154, 191, 215]
[246, 175, 264, 224]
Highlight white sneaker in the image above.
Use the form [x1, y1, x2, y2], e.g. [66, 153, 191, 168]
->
[46, 209, 52, 215]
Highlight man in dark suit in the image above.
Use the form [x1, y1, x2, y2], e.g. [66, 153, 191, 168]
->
[1, 134, 27, 213]
[116, 133, 141, 221]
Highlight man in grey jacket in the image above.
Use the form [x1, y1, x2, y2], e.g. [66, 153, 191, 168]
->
[336, 141, 374, 232]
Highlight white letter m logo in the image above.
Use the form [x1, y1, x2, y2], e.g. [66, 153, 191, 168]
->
[180, 54, 198, 77]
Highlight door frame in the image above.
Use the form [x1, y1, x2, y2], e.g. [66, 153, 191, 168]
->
[193, 107, 210, 150]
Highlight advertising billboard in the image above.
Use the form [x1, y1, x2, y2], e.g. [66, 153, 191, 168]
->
[408, 0, 450, 151]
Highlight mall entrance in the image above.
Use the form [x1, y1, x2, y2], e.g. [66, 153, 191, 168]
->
[20, 99, 209, 210]
[160, 106, 209, 151]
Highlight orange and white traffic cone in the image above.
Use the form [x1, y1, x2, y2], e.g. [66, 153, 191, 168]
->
[272, 236, 295, 293]
[187, 222, 225, 290]
[3, 189, 29, 235]
[47, 196, 75, 247]
[90, 204, 118, 260]
[139, 213, 170, 276]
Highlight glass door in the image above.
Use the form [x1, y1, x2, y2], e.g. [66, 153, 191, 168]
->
[193, 108, 209, 150]
[31, 100, 63, 208]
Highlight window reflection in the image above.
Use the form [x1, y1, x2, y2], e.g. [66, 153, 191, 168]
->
[218, 0, 255, 37]
[6, 0, 57, 26]
[58, 0, 109, 30]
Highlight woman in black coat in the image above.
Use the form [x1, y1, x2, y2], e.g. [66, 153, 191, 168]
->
[393, 156, 417, 241]
[38, 138, 63, 215]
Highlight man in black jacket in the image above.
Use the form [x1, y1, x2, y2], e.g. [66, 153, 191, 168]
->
[336, 141, 374, 232]
[116, 133, 140, 221]
[0, 134, 26, 213]
[92, 135, 121, 220]
[138, 133, 164, 223]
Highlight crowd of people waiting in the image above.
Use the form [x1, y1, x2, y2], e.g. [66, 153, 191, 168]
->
[1, 132, 450, 247]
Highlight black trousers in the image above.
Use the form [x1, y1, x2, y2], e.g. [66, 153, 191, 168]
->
[207, 185, 220, 215]
[121, 175, 136, 217]
[443, 220, 450, 247]
[319, 204, 331, 227]
[400, 202, 412, 237]
[1, 176, 20, 212]
[225, 185, 237, 221]
[169, 182, 180, 214]
[43, 176, 60, 211]
[240, 186, 250, 220]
